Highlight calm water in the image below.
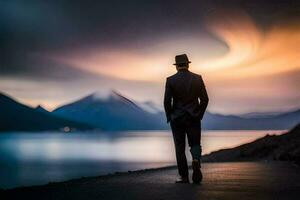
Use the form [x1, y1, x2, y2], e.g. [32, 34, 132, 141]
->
[0, 130, 285, 189]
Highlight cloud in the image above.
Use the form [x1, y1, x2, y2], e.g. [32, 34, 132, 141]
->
[193, 8, 300, 113]
[200, 8, 300, 80]
[0, 0, 299, 114]
[3, 0, 298, 79]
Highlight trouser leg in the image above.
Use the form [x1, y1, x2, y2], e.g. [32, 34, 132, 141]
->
[186, 121, 202, 163]
[170, 121, 188, 177]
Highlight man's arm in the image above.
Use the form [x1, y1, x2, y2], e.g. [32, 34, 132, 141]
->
[164, 78, 172, 123]
[198, 76, 209, 120]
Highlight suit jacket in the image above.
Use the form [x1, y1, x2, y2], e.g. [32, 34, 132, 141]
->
[164, 69, 209, 123]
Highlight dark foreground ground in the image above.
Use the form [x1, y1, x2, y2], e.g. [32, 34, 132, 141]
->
[202, 124, 300, 164]
[2, 162, 300, 200]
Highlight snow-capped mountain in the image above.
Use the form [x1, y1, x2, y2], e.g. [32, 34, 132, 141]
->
[52, 90, 168, 131]
[137, 101, 163, 114]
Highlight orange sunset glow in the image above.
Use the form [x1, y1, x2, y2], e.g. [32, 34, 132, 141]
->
[33, 9, 299, 114]
[1, 3, 300, 114]
[52, 9, 300, 84]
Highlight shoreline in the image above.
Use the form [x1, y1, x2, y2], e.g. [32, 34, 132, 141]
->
[1, 164, 177, 191]
[1, 160, 296, 191]
[2, 161, 300, 200]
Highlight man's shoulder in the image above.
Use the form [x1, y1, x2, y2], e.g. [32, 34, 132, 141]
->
[166, 71, 202, 81]
[189, 71, 202, 79]
[166, 73, 177, 81]
[186, 71, 202, 82]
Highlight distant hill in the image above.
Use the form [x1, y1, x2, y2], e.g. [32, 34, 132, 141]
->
[53, 91, 168, 131]
[0, 92, 93, 132]
[202, 109, 300, 130]
[238, 111, 283, 119]
[203, 124, 300, 164]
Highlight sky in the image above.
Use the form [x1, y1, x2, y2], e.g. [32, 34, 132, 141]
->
[1, 0, 300, 114]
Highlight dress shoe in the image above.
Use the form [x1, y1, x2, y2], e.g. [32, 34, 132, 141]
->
[192, 160, 202, 184]
[175, 176, 190, 183]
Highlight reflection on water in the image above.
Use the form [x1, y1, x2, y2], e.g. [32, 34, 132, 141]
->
[0, 130, 284, 189]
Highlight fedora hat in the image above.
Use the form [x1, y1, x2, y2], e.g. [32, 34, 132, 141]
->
[173, 54, 191, 66]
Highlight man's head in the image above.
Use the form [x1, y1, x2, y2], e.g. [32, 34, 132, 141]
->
[176, 63, 189, 71]
[173, 54, 191, 71]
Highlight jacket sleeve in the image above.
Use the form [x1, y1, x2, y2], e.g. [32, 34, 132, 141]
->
[164, 78, 172, 123]
[198, 76, 209, 120]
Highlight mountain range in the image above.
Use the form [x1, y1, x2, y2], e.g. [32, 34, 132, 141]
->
[1, 90, 300, 132]
[202, 110, 300, 130]
[0, 92, 92, 132]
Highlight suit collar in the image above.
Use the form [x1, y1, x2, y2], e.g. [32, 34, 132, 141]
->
[177, 69, 189, 73]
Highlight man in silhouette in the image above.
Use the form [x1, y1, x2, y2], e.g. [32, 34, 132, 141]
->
[164, 54, 209, 184]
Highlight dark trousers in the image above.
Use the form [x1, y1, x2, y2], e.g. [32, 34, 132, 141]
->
[170, 118, 202, 177]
